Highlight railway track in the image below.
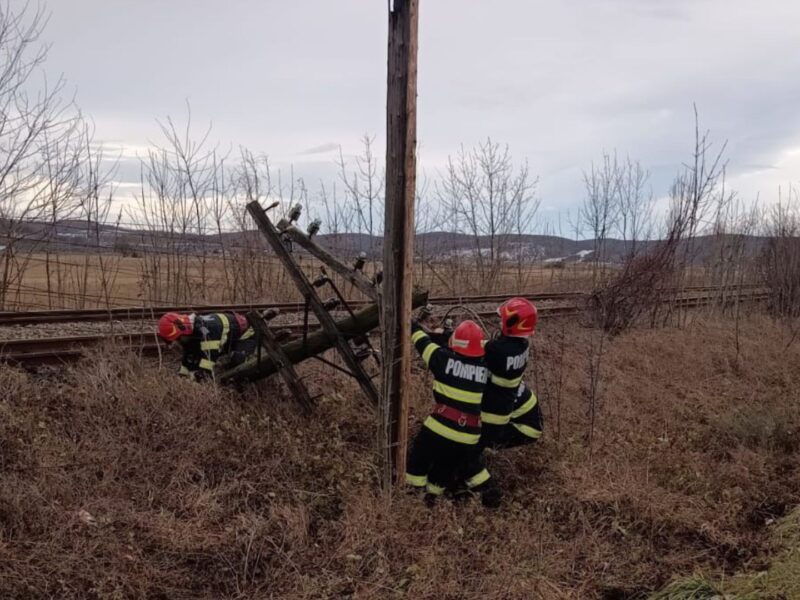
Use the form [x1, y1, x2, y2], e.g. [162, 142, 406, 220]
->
[0, 284, 760, 326]
[0, 291, 587, 327]
[0, 290, 768, 366]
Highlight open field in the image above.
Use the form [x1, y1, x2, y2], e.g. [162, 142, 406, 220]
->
[2, 253, 601, 310]
[1, 311, 798, 599]
[1, 252, 743, 311]
[1, 254, 309, 310]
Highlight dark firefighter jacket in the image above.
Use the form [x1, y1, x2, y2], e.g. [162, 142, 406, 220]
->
[179, 312, 255, 377]
[411, 322, 488, 445]
[481, 335, 542, 444]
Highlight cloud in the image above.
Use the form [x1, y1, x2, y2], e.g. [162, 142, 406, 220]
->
[35, 0, 800, 218]
[299, 142, 340, 156]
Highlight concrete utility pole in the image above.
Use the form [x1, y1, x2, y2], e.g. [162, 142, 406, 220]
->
[380, 0, 419, 487]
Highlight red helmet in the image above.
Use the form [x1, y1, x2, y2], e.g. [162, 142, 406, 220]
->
[158, 312, 193, 342]
[448, 320, 486, 357]
[498, 297, 538, 337]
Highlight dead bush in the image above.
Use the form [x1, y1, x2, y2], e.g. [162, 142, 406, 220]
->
[712, 405, 799, 455]
[588, 237, 676, 335]
[759, 198, 800, 319]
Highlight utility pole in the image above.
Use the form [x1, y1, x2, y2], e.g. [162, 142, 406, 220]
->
[380, 0, 419, 487]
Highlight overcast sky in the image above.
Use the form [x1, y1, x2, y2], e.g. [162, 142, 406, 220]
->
[29, 0, 800, 227]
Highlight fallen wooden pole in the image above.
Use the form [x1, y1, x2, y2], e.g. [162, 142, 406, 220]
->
[277, 221, 379, 302]
[246, 200, 383, 407]
[219, 288, 429, 385]
[246, 311, 314, 414]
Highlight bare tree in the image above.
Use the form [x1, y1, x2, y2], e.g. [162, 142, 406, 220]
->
[705, 178, 760, 308]
[413, 169, 438, 290]
[760, 189, 800, 319]
[581, 152, 621, 283]
[75, 123, 120, 308]
[616, 156, 653, 253]
[436, 138, 539, 290]
[335, 134, 385, 262]
[232, 148, 311, 302]
[589, 112, 728, 334]
[132, 108, 232, 304]
[669, 108, 728, 291]
[0, 1, 91, 309]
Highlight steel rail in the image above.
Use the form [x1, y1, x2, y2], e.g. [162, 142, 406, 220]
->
[0, 291, 585, 326]
[0, 291, 769, 366]
[0, 284, 762, 326]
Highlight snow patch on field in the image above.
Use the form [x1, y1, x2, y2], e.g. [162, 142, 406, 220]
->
[543, 249, 594, 264]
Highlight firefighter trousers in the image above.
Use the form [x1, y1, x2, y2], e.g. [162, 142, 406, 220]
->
[481, 400, 544, 450]
[405, 426, 491, 497]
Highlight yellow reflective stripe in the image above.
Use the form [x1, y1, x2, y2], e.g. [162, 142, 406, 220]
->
[178, 365, 191, 376]
[199, 358, 215, 371]
[432, 381, 482, 404]
[512, 422, 542, 439]
[411, 330, 427, 343]
[426, 482, 445, 495]
[466, 468, 490, 489]
[510, 393, 538, 419]
[215, 313, 230, 348]
[481, 411, 511, 425]
[200, 340, 221, 351]
[491, 373, 523, 388]
[239, 328, 255, 340]
[405, 473, 427, 487]
[421, 343, 437, 366]
[423, 416, 480, 444]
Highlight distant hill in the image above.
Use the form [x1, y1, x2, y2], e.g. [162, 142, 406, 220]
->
[309, 231, 770, 266]
[0, 219, 771, 265]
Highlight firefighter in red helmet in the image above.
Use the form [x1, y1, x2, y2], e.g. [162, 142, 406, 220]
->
[158, 311, 256, 381]
[481, 297, 542, 448]
[405, 317, 501, 507]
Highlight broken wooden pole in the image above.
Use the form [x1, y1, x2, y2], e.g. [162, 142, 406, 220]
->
[246, 200, 382, 407]
[220, 289, 429, 383]
[246, 311, 314, 414]
[381, 0, 419, 487]
[277, 221, 379, 302]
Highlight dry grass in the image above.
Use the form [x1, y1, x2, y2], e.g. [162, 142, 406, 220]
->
[6, 251, 748, 311]
[415, 262, 600, 296]
[8, 254, 305, 309]
[648, 577, 723, 600]
[649, 505, 800, 599]
[1, 314, 799, 599]
[8, 255, 601, 309]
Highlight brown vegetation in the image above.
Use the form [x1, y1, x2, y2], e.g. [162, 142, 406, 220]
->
[759, 197, 800, 319]
[4, 253, 603, 311]
[1, 313, 798, 599]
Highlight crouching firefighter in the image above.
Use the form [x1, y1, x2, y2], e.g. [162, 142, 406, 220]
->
[157, 312, 257, 381]
[405, 318, 502, 507]
[481, 297, 543, 449]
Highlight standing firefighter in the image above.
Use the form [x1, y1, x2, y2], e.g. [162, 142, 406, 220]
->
[157, 312, 257, 381]
[405, 319, 501, 507]
[481, 297, 543, 448]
